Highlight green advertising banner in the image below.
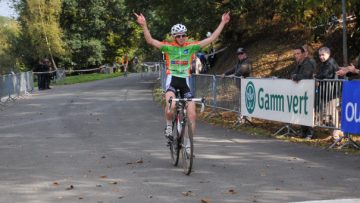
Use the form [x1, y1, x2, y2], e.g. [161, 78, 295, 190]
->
[241, 79, 315, 126]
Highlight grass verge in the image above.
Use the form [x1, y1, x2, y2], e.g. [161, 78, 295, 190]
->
[52, 72, 123, 86]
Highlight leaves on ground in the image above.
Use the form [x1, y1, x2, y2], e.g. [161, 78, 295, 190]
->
[181, 190, 193, 196]
[126, 158, 144, 165]
[201, 198, 212, 203]
[225, 188, 237, 194]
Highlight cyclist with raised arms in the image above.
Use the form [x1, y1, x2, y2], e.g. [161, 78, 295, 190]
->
[134, 12, 230, 142]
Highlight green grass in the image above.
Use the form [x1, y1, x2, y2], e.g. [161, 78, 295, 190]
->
[53, 72, 123, 86]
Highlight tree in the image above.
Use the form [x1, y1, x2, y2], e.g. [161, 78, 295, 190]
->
[0, 16, 20, 74]
[14, 0, 66, 69]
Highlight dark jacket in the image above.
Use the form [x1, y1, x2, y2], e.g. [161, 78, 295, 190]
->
[315, 57, 339, 79]
[347, 54, 360, 80]
[224, 57, 252, 77]
[291, 57, 314, 81]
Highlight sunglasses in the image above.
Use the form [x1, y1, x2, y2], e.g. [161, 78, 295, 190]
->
[238, 52, 245, 55]
[175, 34, 186, 39]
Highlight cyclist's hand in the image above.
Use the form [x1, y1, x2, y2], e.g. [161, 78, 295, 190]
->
[222, 12, 230, 24]
[134, 12, 147, 27]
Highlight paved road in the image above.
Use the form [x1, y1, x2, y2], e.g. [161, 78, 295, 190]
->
[0, 73, 359, 203]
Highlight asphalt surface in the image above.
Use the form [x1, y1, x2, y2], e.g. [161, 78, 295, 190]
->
[0, 73, 359, 203]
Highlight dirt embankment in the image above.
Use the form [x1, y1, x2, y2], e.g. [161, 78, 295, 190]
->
[213, 23, 354, 77]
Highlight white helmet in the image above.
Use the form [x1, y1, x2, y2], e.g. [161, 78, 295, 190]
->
[171, 24, 187, 35]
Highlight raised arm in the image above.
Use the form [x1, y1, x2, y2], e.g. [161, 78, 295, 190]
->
[199, 12, 230, 49]
[134, 13, 162, 49]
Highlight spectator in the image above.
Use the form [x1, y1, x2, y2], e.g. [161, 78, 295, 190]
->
[302, 44, 317, 74]
[315, 47, 339, 80]
[132, 56, 139, 72]
[291, 46, 315, 139]
[35, 59, 45, 90]
[333, 53, 360, 143]
[43, 59, 51, 89]
[336, 53, 360, 79]
[315, 47, 342, 140]
[122, 54, 129, 77]
[191, 54, 203, 74]
[222, 47, 252, 78]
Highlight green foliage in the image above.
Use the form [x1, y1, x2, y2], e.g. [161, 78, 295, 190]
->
[5, 0, 360, 71]
[0, 16, 20, 74]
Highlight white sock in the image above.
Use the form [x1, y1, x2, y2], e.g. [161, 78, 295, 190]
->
[166, 120, 172, 126]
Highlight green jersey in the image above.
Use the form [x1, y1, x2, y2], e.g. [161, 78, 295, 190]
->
[161, 41, 201, 78]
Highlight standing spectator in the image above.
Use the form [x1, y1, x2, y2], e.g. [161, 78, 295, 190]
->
[35, 59, 45, 90]
[315, 47, 339, 80]
[191, 53, 203, 74]
[43, 59, 51, 89]
[122, 54, 129, 77]
[132, 56, 139, 72]
[291, 46, 315, 139]
[222, 47, 252, 78]
[302, 44, 317, 74]
[334, 53, 360, 142]
[315, 47, 342, 139]
[336, 53, 360, 79]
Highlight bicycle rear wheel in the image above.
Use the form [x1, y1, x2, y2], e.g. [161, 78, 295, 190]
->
[180, 120, 194, 175]
[169, 117, 180, 166]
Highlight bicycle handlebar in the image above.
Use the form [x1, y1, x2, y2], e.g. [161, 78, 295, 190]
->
[167, 97, 206, 113]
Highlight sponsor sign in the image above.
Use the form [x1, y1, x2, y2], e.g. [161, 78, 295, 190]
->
[341, 81, 360, 134]
[241, 79, 315, 126]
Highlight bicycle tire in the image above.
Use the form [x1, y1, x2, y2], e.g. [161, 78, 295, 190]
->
[169, 115, 180, 166]
[180, 119, 194, 175]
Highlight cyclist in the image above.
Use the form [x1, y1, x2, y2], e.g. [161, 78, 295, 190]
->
[134, 12, 230, 143]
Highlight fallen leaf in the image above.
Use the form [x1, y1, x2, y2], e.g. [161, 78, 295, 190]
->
[53, 182, 59, 186]
[101, 155, 106, 159]
[110, 181, 118, 185]
[78, 197, 83, 200]
[201, 198, 212, 203]
[100, 175, 108, 179]
[136, 159, 144, 164]
[182, 191, 193, 196]
[65, 185, 74, 190]
[226, 189, 237, 194]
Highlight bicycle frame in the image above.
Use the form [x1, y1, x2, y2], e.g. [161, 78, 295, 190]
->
[167, 96, 205, 175]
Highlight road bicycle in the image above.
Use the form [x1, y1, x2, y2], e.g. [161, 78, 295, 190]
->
[167, 94, 205, 175]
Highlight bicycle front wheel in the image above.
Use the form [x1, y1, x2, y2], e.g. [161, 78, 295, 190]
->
[180, 120, 194, 175]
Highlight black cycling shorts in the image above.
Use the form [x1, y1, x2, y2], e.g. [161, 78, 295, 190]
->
[165, 75, 193, 98]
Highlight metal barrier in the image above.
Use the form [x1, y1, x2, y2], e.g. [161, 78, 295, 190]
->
[159, 72, 356, 132]
[314, 79, 343, 129]
[141, 62, 164, 81]
[0, 71, 34, 108]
